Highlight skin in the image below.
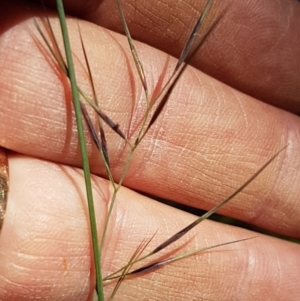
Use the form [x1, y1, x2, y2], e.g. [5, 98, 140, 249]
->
[0, 0, 299, 300]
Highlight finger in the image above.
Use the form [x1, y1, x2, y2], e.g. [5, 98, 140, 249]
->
[1, 1, 300, 239]
[0, 155, 102, 301]
[39, 0, 300, 114]
[0, 155, 299, 301]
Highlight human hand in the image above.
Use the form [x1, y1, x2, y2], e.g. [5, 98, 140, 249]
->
[0, 0, 299, 300]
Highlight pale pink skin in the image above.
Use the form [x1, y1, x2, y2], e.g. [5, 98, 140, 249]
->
[0, 0, 300, 300]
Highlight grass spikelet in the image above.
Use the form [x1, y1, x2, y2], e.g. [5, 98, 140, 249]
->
[116, 0, 148, 97]
[175, 0, 213, 71]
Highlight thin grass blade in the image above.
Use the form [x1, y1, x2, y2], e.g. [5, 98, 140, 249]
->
[79, 27, 111, 169]
[175, 0, 213, 71]
[108, 235, 155, 300]
[36, 8, 125, 146]
[78, 25, 98, 105]
[139, 62, 189, 142]
[34, 18, 67, 73]
[137, 2, 219, 144]
[103, 231, 157, 282]
[130, 237, 255, 276]
[81, 103, 101, 150]
[150, 146, 286, 255]
[81, 103, 110, 168]
[116, 0, 148, 97]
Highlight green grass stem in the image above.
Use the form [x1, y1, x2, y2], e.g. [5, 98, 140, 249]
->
[55, 1, 103, 300]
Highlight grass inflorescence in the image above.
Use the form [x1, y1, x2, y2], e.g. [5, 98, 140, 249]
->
[34, 0, 286, 300]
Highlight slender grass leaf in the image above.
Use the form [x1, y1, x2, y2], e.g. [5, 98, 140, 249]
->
[130, 237, 255, 276]
[108, 234, 156, 300]
[175, 0, 213, 71]
[79, 27, 111, 169]
[116, 0, 148, 97]
[150, 146, 286, 255]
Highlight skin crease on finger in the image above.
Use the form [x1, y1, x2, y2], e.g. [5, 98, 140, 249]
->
[0, 156, 299, 301]
[38, 0, 300, 114]
[1, 1, 300, 240]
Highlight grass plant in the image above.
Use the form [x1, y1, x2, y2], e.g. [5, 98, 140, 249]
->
[34, 0, 287, 300]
